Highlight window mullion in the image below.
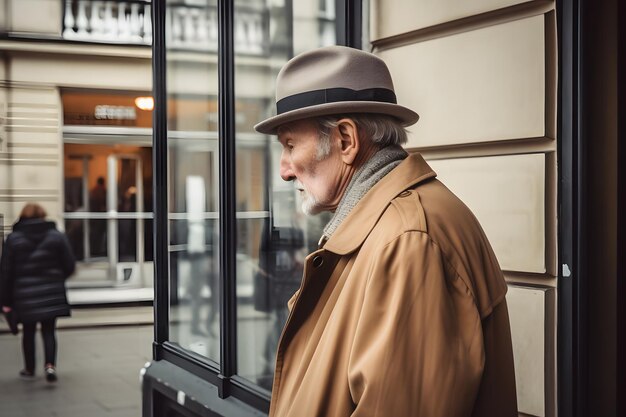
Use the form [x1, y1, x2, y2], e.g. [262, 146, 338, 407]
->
[217, 0, 237, 396]
[347, 0, 363, 49]
[152, 0, 169, 347]
[336, 0, 362, 48]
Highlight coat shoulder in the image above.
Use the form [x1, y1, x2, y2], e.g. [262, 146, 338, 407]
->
[388, 189, 428, 234]
[372, 177, 508, 319]
[4, 230, 30, 250]
[5, 230, 23, 243]
[417, 178, 508, 318]
[369, 187, 431, 246]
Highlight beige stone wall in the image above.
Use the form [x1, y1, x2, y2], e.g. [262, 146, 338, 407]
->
[0, 85, 63, 231]
[8, 53, 152, 91]
[0, 0, 7, 30]
[8, 0, 62, 35]
[371, 1, 557, 415]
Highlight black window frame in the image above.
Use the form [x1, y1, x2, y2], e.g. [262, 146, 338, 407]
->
[151, 0, 363, 412]
[557, 0, 587, 415]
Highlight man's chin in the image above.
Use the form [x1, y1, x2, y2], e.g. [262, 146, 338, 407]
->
[301, 198, 324, 216]
[301, 203, 320, 216]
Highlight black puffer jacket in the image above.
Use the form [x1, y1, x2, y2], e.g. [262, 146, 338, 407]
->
[0, 219, 75, 323]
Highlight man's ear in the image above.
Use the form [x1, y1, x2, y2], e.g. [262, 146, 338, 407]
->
[335, 118, 359, 165]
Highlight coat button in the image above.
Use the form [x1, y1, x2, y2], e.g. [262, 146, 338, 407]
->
[399, 190, 411, 197]
[312, 256, 324, 268]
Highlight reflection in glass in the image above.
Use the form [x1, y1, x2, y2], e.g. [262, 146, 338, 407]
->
[89, 178, 108, 259]
[163, 0, 337, 381]
[167, 143, 221, 358]
[235, 0, 336, 391]
[166, 0, 221, 362]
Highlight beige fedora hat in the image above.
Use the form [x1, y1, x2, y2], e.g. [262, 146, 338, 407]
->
[254, 45, 419, 135]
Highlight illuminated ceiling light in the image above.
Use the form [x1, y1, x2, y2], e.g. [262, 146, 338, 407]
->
[135, 96, 154, 111]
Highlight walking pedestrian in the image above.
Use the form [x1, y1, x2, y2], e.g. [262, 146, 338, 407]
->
[0, 203, 76, 382]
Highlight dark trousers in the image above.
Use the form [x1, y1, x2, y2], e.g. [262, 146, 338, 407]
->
[22, 318, 57, 371]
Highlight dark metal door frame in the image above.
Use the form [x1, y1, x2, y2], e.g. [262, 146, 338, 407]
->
[617, 0, 625, 415]
[559, 0, 626, 415]
[557, 0, 586, 415]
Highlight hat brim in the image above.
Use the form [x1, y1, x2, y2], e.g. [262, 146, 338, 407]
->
[254, 101, 419, 135]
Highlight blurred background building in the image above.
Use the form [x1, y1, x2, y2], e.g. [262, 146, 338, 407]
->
[1, 0, 154, 304]
[0, 1, 623, 417]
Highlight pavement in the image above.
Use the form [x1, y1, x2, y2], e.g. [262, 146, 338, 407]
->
[0, 308, 153, 417]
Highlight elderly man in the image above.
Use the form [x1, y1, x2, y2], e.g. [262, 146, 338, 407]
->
[254, 46, 517, 417]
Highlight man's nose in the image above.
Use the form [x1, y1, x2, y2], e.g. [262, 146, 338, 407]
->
[279, 150, 295, 182]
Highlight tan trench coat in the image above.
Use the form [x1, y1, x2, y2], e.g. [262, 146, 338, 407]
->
[269, 153, 517, 417]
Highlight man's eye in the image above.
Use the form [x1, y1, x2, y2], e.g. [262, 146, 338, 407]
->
[286, 143, 294, 151]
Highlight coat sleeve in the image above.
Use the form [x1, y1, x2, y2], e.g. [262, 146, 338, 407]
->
[0, 236, 15, 307]
[58, 232, 76, 279]
[347, 231, 485, 417]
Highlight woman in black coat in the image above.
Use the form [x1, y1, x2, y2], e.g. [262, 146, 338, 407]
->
[0, 203, 75, 382]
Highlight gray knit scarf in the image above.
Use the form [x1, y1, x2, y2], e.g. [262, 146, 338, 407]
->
[322, 145, 408, 240]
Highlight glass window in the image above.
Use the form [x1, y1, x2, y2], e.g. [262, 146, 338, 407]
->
[160, 0, 341, 396]
[166, 0, 221, 361]
[234, 0, 336, 391]
[63, 143, 153, 287]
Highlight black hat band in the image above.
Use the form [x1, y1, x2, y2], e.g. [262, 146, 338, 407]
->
[276, 87, 397, 115]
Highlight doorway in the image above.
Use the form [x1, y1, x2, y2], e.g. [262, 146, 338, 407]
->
[64, 143, 153, 289]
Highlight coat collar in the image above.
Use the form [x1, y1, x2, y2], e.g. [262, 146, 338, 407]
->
[13, 219, 55, 234]
[322, 153, 436, 255]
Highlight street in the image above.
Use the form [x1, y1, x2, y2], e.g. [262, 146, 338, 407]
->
[0, 315, 152, 417]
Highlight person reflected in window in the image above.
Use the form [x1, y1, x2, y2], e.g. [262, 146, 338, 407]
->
[0, 203, 76, 383]
[254, 46, 517, 416]
[89, 176, 107, 257]
[186, 232, 217, 338]
[118, 185, 138, 261]
[89, 176, 107, 212]
[185, 176, 218, 338]
[253, 223, 305, 389]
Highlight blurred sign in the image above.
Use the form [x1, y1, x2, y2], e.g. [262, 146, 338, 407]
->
[94, 105, 137, 120]
[62, 90, 152, 127]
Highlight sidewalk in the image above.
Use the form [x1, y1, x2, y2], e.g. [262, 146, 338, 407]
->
[0, 306, 153, 334]
[0, 311, 153, 417]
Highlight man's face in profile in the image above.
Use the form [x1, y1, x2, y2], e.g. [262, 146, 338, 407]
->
[277, 119, 345, 215]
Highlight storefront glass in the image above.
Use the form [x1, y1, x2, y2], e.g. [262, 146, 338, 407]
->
[166, 0, 221, 362]
[62, 90, 154, 291]
[234, 0, 336, 390]
[163, 0, 336, 388]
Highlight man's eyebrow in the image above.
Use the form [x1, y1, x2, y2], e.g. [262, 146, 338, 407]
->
[276, 129, 292, 144]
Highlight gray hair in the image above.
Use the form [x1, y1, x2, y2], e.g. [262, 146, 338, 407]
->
[315, 114, 408, 159]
